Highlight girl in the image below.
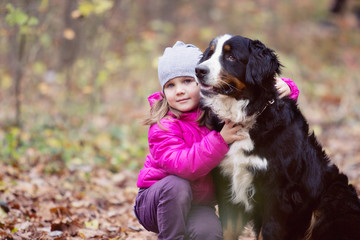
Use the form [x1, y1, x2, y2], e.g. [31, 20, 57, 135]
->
[134, 41, 299, 240]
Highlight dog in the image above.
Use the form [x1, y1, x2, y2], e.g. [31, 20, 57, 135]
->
[195, 34, 360, 240]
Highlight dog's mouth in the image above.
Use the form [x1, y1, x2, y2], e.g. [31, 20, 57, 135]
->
[200, 81, 240, 96]
[199, 83, 213, 90]
[199, 83, 217, 95]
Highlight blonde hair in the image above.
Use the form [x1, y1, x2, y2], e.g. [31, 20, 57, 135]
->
[143, 94, 182, 128]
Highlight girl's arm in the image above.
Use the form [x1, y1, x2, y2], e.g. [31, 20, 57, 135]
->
[148, 122, 229, 181]
[276, 77, 299, 101]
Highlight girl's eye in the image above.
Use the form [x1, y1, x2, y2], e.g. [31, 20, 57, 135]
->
[184, 79, 193, 84]
[226, 55, 236, 61]
[165, 83, 174, 88]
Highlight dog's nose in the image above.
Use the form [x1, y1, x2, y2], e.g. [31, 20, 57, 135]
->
[195, 65, 209, 80]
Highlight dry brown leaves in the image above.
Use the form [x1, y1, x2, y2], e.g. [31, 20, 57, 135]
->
[0, 160, 156, 240]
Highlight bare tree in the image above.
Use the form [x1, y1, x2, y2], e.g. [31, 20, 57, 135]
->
[59, 0, 81, 96]
[8, 1, 31, 128]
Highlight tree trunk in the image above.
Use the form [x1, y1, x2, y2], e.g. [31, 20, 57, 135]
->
[14, 34, 26, 128]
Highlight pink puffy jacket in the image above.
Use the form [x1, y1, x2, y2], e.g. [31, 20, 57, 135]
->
[137, 78, 299, 205]
[137, 92, 229, 205]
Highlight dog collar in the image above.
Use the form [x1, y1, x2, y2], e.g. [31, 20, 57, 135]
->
[257, 99, 275, 116]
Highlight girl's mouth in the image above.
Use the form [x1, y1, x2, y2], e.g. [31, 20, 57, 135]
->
[177, 98, 189, 103]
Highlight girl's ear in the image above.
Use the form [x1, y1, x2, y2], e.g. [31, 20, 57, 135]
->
[245, 40, 282, 87]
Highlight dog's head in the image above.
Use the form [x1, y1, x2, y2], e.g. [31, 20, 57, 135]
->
[196, 34, 282, 120]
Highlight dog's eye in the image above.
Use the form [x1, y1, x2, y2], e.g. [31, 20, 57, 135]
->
[226, 55, 236, 61]
[206, 50, 214, 59]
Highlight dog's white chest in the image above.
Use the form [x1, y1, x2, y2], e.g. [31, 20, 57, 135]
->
[219, 134, 267, 212]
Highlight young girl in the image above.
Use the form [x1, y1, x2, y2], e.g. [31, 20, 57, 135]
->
[134, 41, 299, 240]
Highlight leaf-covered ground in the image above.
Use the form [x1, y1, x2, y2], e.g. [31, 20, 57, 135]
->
[1, 120, 359, 240]
[0, 156, 156, 240]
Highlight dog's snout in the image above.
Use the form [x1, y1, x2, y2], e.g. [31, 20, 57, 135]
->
[195, 65, 209, 80]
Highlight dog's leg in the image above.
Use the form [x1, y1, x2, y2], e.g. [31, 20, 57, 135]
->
[212, 167, 247, 240]
[222, 211, 244, 240]
[258, 228, 263, 240]
[261, 221, 285, 240]
[231, 154, 267, 211]
[308, 175, 360, 240]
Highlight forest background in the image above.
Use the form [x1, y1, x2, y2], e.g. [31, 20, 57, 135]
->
[0, 0, 359, 239]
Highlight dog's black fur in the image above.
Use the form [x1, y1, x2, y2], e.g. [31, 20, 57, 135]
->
[196, 35, 360, 240]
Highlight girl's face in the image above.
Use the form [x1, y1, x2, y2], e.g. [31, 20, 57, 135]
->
[163, 76, 200, 113]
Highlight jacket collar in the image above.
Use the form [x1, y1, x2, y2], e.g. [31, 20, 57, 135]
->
[168, 108, 201, 121]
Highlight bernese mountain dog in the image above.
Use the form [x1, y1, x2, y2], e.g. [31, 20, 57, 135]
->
[195, 34, 360, 240]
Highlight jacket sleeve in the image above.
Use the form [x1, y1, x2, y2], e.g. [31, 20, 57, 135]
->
[281, 78, 299, 101]
[148, 121, 229, 181]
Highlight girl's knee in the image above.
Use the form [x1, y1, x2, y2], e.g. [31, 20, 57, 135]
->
[161, 175, 192, 203]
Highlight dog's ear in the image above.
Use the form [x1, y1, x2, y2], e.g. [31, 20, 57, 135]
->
[245, 40, 282, 87]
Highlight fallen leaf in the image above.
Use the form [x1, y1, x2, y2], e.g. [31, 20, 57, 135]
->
[84, 219, 99, 230]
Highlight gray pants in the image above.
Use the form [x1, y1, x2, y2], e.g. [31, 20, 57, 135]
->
[134, 175, 223, 240]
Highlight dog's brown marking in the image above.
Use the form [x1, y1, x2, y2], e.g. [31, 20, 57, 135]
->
[210, 44, 215, 52]
[222, 214, 244, 240]
[224, 44, 231, 51]
[304, 210, 322, 240]
[217, 70, 246, 99]
[258, 228, 264, 240]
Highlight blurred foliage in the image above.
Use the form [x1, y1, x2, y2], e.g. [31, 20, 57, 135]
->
[5, 3, 39, 30]
[0, 0, 359, 172]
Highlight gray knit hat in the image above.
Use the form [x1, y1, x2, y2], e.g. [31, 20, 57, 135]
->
[158, 41, 202, 89]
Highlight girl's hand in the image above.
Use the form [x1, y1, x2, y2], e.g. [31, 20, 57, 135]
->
[220, 120, 247, 144]
[275, 77, 291, 98]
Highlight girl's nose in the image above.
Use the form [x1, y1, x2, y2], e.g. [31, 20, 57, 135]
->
[176, 86, 185, 94]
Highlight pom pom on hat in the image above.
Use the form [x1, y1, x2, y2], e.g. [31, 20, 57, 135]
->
[158, 41, 202, 89]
